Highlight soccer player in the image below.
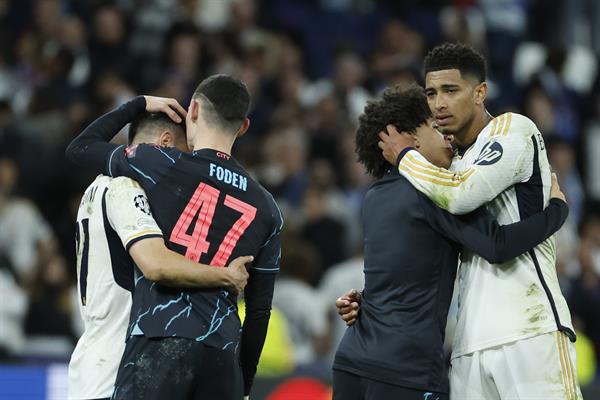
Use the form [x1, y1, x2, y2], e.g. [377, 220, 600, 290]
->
[66, 75, 282, 400]
[69, 111, 252, 400]
[377, 43, 582, 399]
[332, 85, 569, 400]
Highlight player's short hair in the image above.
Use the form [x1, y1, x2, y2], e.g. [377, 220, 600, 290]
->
[356, 84, 432, 179]
[424, 42, 487, 83]
[128, 112, 186, 144]
[192, 74, 250, 135]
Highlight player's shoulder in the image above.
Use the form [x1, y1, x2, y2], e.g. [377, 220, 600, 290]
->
[124, 143, 182, 162]
[108, 176, 143, 191]
[106, 177, 146, 204]
[488, 112, 536, 139]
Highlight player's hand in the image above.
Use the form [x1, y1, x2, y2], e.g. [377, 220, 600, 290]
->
[378, 125, 416, 166]
[336, 289, 362, 326]
[550, 173, 567, 203]
[143, 96, 187, 123]
[225, 256, 252, 295]
[244, 396, 250, 400]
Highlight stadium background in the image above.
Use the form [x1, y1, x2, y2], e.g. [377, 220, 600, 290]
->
[0, 0, 599, 398]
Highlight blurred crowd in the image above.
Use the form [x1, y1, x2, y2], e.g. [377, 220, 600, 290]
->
[0, 0, 599, 388]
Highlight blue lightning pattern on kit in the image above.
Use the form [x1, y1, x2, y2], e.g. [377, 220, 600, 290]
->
[222, 342, 234, 350]
[196, 298, 236, 342]
[152, 292, 184, 315]
[234, 328, 242, 353]
[164, 295, 193, 331]
[129, 306, 151, 336]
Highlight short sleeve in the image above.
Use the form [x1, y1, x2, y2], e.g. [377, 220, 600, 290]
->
[105, 177, 163, 250]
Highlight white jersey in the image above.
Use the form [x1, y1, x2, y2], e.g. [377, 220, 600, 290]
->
[68, 175, 162, 400]
[397, 112, 574, 358]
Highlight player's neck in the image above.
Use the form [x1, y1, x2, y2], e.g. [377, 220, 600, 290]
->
[190, 129, 234, 155]
[457, 108, 492, 148]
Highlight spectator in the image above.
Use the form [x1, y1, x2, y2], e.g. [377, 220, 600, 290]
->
[568, 214, 600, 365]
[300, 184, 348, 272]
[0, 253, 27, 360]
[272, 239, 330, 366]
[0, 156, 55, 284]
[24, 253, 76, 342]
[89, 4, 130, 79]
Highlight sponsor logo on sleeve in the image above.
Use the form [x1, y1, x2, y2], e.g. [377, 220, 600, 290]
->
[474, 141, 503, 166]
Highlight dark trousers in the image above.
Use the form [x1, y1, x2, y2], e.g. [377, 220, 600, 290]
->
[333, 369, 448, 400]
[112, 336, 243, 400]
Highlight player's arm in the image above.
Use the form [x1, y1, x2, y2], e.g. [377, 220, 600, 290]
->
[380, 114, 534, 214]
[421, 174, 568, 264]
[65, 96, 186, 185]
[65, 96, 146, 171]
[128, 239, 251, 294]
[240, 202, 283, 397]
[106, 177, 249, 294]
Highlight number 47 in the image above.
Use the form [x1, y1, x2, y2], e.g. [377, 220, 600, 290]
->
[169, 183, 257, 266]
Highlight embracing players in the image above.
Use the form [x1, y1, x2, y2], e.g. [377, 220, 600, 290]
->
[332, 84, 569, 400]
[340, 43, 582, 400]
[68, 108, 251, 400]
[67, 75, 282, 399]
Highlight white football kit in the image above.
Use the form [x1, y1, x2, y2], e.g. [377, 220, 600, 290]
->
[397, 113, 582, 399]
[68, 176, 162, 400]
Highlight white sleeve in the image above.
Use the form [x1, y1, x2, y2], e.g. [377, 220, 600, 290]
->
[397, 113, 535, 214]
[105, 177, 163, 250]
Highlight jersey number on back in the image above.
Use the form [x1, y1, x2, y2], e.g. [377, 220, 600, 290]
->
[169, 182, 257, 266]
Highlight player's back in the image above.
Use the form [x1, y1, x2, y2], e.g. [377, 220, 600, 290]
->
[450, 112, 574, 358]
[334, 171, 459, 393]
[126, 147, 281, 351]
[69, 175, 136, 400]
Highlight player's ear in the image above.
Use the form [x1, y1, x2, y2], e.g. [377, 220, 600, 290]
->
[413, 136, 421, 149]
[189, 99, 199, 122]
[474, 82, 487, 105]
[236, 118, 250, 139]
[158, 131, 174, 147]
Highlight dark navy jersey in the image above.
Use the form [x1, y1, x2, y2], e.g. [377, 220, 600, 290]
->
[333, 171, 567, 393]
[106, 145, 282, 351]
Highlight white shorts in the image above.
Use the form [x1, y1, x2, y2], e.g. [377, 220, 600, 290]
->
[450, 331, 583, 400]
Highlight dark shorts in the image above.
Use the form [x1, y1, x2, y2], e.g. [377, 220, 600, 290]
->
[112, 336, 243, 400]
[333, 369, 448, 400]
